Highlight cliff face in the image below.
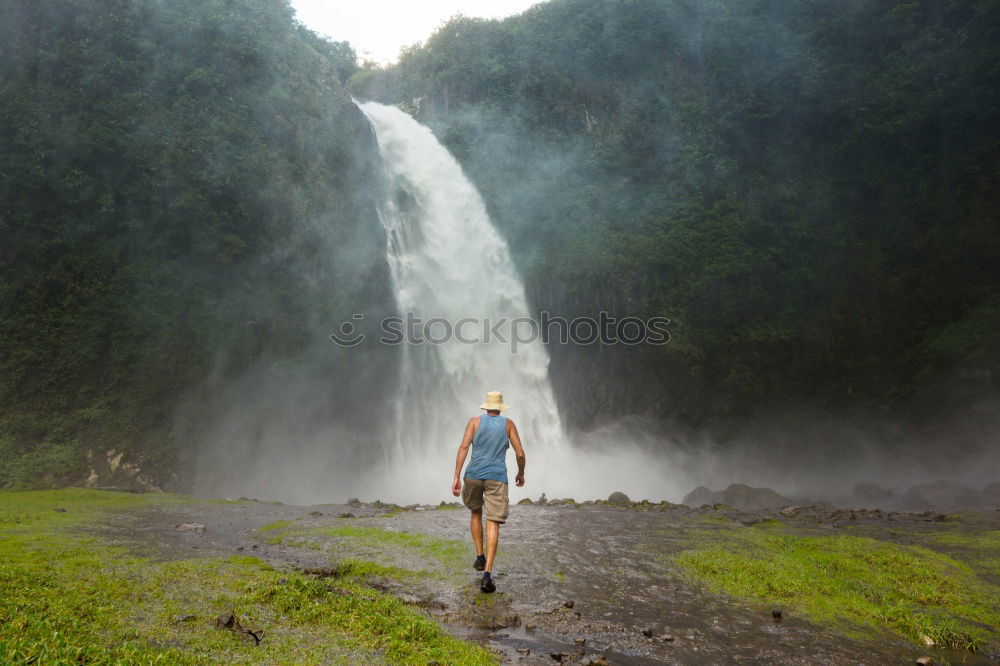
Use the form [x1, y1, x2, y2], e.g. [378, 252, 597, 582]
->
[0, 0, 398, 489]
[353, 0, 1000, 428]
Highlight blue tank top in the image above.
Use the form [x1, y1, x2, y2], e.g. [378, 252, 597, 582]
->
[464, 413, 509, 483]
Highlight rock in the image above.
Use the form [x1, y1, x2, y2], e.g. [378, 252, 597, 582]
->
[549, 652, 567, 661]
[852, 481, 893, 506]
[54, 507, 67, 513]
[772, 609, 782, 620]
[721, 484, 793, 510]
[607, 491, 630, 505]
[915, 657, 933, 665]
[900, 480, 985, 511]
[563, 600, 575, 608]
[175, 523, 206, 533]
[660, 634, 675, 642]
[337, 512, 355, 518]
[587, 658, 609, 666]
[574, 637, 586, 645]
[538, 493, 548, 505]
[682, 486, 723, 507]
[302, 567, 336, 577]
[516, 646, 531, 654]
[308, 510, 322, 516]
[919, 633, 935, 647]
[517, 498, 533, 505]
[525, 623, 536, 631]
[347, 497, 363, 508]
[642, 627, 653, 637]
[216, 611, 238, 630]
[173, 614, 196, 622]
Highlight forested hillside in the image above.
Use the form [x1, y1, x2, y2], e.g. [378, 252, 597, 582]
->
[0, 0, 395, 488]
[353, 0, 1000, 427]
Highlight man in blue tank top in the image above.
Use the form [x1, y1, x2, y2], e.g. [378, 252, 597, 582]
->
[451, 390, 526, 593]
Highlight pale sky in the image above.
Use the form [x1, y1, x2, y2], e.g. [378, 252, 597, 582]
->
[289, 0, 542, 65]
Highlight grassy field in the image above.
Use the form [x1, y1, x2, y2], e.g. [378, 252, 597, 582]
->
[673, 520, 1000, 652]
[0, 489, 496, 665]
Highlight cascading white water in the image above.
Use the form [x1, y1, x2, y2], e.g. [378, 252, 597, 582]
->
[358, 102, 686, 505]
[358, 102, 565, 500]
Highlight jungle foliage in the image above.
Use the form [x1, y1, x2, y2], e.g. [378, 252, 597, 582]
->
[0, 0, 389, 487]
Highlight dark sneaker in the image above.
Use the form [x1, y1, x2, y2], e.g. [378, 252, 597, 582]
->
[480, 573, 496, 594]
[474, 554, 486, 571]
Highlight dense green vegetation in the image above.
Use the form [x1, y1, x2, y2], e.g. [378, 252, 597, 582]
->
[672, 522, 1000, 650]
[353, 0, 1000, 425]
[0, 489, 495, 665]
[0, 0, 394, 487]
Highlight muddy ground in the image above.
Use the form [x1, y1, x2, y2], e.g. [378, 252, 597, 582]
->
[95, 497, 1000, 665]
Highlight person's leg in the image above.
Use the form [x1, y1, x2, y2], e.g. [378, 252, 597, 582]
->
[484, 519, 500, 572]
[470, 508, 484, 556]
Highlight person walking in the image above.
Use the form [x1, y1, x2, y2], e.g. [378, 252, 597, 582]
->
[451, 391, 525, 593]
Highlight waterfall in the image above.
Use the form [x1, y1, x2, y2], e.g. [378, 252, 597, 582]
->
[358, 102, 567, 501]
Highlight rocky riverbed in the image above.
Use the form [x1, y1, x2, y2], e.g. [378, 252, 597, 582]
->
[93, 492, 1000, 665]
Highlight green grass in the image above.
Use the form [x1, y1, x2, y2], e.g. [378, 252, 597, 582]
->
[309, 526, 469, 570]
[259, 519, 297, 531]
[674, 527, 1000, 651]
[0, 490, 496, 665]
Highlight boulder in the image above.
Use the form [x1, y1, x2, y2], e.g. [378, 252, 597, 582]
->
[607, 491, 631, 505]
[852, 481, 893, 507]
[721, 484, 792, 510]
[899, 480, 985, 511]
[682, 486, 722, 507]
[517, 498, 533, 505]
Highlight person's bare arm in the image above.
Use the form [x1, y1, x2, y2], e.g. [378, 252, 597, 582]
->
[452, 417, 477, 496]
[507, 419, 526, 487]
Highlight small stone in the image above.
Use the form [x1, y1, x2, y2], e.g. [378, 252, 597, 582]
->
[607, 491, 630, 505]
[574, 637, 586, 645]
[516, 646, 531, 654]
[574, 611, 581, 618]
[915, 657, 933, 665]
[642, 627, 653, 637]
[525, 623, 536, 631]
[337, 512, 355, 518]
[54, 507, 67, 513]
[563, 600, 575, 609]
[175, 523, 206, 533]
[308, 510, 322, 516]
[772, 609, 782, 620]
[588, 658, 609, 666]
[251, 544, 259, 550]
[549, 652, 567, 662]
[216, 612, 237, 629]
[236, 546, 244, 551]
[173, 614, 195, 622]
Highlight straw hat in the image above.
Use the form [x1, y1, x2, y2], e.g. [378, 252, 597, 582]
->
[480, 391, 510, 411]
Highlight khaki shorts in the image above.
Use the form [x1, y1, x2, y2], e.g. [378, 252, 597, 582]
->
[461, 478, 509, 523]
